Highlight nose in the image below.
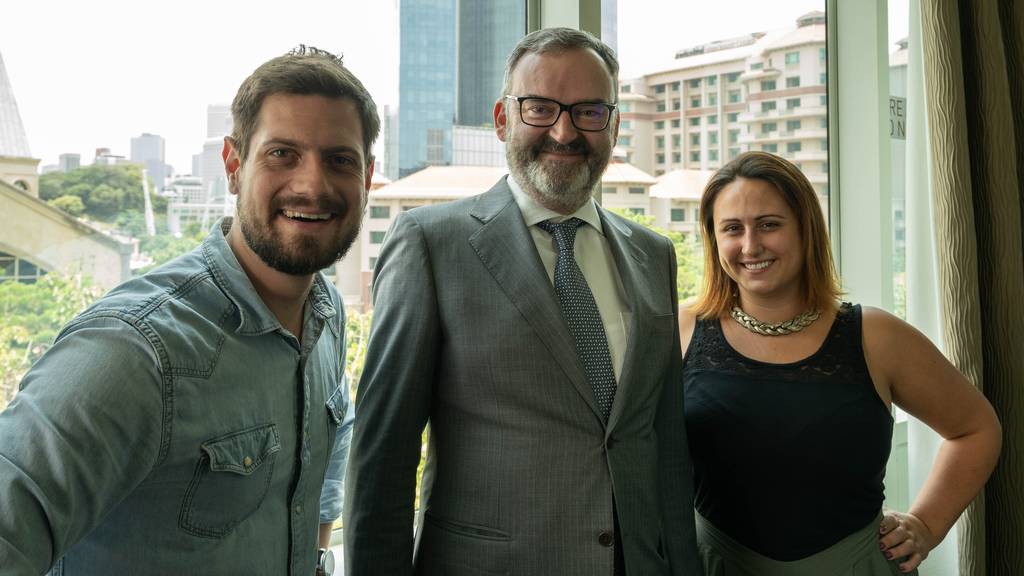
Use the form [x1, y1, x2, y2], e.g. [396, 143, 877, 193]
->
[547, 109, 580, 144]
[741, 228, 762, 256]
[292, 156, 330, 195]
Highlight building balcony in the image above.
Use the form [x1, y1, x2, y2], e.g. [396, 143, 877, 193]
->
[794, 149, 829, 162]
[777, 105, 828, 120]
[737, 132, 776, 144]
[737, 108, 783, 122]
[739, 68, 781, 81]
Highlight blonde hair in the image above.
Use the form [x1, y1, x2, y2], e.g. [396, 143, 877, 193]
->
[690, 151, 842, 319]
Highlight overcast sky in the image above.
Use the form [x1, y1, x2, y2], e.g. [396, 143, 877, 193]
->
[1, 0, 905, 172]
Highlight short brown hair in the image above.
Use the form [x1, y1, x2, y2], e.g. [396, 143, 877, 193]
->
[690, 151, 842, 318]
[230, 45, 380, 164]
[502, 28, 619, 98]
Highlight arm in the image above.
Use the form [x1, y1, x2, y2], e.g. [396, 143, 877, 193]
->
[343, 212, 439, 575]
[864, 307, 1002, 571]
[658, 240, 703, 576]
[0, 316, 164, 574]
[318, 385, 354, 547]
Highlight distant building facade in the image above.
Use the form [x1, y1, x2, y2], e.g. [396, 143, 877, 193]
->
[130, 132, 170, 191]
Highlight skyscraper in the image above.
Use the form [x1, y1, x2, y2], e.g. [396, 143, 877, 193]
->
[455, 0, 526, 127]
[130, 133, 169, 190]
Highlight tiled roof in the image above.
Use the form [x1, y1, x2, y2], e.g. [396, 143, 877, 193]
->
[649, 169, 715, 200]
[0, 52, 31, 158]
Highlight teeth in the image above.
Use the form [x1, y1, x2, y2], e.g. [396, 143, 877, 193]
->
[283, 210, 331, 221]
[744, 260, 773, 270]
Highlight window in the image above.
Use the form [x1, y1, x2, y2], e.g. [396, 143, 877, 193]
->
[671, 119, 681, 128]
[617, 135, 632, 146]
[370, 231, 387, 244]
[629, 186, 645, 195]
[690, 97, 701, 108]
[620, 102, 632, 112]
[654, 120, 665, 129]
[726, 72, 741, 83]
[821, 117, 828, 128]
[401, 205, 416, 212]
[820, 95, 828, 106]
[786, 97, 801, 109]
[672, 99, 681, 111]
[786, 76, 801, 88]
[656, 136, 665, 149]
[761, 79, 776, 92]
[787, 141, 802, 153]
[728, 90, 741, 103]
[728, 129, 740, 144]
[672, 134, 681, 147]
[620, 120, 632, 130]
[671, 208, 685, 222]
[709, 149, 719, 161]
[368, 257, 377, 269]
[670, 81, 680, 91]
[786, 119, 802, 131]
[821, 139, 828, 150]
[708, 93, 718, 106]
[689, 78, 701, 88]
[708, 114, 718, 125]
[762, 122, 778, 133]
[690, 133, 700, 146]
[750, 62, 764, 70]
[819, 47, 827, 63]
[820, 73, 827, 85]
[621, 84, 631, 93]
[689, 151, 701, 162]
[370, 206, 391, 219]
[628, 207, 645, 216]
[785, 51, 800, 66]
[709, 132, 718, 145]
[672, 152, 681, 163]
[656, 102, 666, 112]
[602, 186, 616, 196]
[727, 112, 739, 123]
[728, 147, 741, 159]
[763, 143, 778, 153]
[689, 117, 700, 126]
[707, 75, 717, 86]
[762, 101, 777, 113]
[654, 84, 666, 94]
[656, 154, 666, 164]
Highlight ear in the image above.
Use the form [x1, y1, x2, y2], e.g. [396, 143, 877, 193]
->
[494, 98, 508, 142]
[222, 137, 242, 196]
[611, 110, 620, 142]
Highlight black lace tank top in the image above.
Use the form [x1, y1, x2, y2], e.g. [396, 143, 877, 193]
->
[683, 303, 893, 561]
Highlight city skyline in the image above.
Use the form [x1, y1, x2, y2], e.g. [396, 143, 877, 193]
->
[0, 0, 903, 173]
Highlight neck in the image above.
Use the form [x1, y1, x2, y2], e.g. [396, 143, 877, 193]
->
[226, 224, 314, 340]
[735, 289, 808, 323]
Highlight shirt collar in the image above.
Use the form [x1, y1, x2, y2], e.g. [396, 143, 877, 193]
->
[201, 217, 336, 336]
[507, 174, 605, 236]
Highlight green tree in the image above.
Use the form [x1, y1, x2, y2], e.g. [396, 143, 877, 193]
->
[0, 275, 104, 409]
[38, 164, 167, 228]
[48, 195, 86, 216]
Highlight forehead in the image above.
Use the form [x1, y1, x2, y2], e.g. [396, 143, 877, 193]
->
[252, 93, 365, 156]
[713, 177, 794, 219]
[509, 48, 614, 101]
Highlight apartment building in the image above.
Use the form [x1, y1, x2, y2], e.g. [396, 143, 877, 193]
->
[617, 11, 829, 201]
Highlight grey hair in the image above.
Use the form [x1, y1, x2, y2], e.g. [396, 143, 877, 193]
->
[501, 27, 619, 98]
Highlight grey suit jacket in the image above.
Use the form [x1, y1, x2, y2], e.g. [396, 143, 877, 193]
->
[344, 178, 701, 576]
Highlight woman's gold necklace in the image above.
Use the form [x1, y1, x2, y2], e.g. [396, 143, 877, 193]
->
[730, 305, 821, 336]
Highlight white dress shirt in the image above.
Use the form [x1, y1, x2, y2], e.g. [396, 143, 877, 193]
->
[507, 175, 631, 380]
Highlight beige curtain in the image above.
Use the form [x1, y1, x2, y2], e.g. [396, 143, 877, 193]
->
[919, 0, 1024, 574]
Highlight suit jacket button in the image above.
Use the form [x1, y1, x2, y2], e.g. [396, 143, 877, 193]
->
[598, 531, 615, 547]
[605, 437, 615, 450]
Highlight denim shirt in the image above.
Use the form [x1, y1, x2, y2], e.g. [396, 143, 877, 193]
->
[0, 218, 354, 575]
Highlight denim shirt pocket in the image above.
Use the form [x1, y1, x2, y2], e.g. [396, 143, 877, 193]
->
[179, 423, 281, 539]
[325, 380, 346, 427]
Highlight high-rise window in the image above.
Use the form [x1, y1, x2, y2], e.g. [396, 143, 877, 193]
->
[785, 51, 800, 65]
[786, 76, 801, 88]
[761, 79, 777, 91]
[728, 90, 741, 103]
[786, 119, 802, 131]
[370, 206, 391, 219]
[762, 101, 777, 112]
[370, 231, 387, 244]
[786, 97, 801, 109]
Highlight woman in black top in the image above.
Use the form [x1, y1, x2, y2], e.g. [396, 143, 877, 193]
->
[679, 151, 1001, 575]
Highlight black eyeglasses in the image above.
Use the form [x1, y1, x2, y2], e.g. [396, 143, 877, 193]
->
[505, 95, 617, 132]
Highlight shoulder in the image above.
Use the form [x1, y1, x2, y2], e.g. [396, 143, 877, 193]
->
[678, 300, 700, 354]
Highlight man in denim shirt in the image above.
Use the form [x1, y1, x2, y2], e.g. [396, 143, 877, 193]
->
[0, 46, 377, 575]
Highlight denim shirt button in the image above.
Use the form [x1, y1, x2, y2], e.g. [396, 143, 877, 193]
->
[295, 504, 303, 515]
[243, 456, 253, 468]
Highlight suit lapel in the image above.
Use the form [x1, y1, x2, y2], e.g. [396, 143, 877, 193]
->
[468, 179, 603, 422]
[598, 209, 653, 433]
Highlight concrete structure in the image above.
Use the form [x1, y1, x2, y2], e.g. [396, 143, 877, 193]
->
[452, 125, 506, 167]
[0, 179, 132, 289]
[648, 169, 713, 237]
[59, 153, 81, 173]
[617, 12, 829, 203]
[0, 51, 39, 197]
[206, 104, 233, 139]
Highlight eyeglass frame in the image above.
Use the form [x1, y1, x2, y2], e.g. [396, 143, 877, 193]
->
[504, 95, 618, 132]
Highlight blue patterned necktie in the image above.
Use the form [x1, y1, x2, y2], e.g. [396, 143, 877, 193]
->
[537, 218, 617, 421]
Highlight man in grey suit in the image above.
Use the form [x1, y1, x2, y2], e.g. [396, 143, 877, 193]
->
[344, 28, 701, 576]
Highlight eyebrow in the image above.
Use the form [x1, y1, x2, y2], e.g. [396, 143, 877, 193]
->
[518, 94, 612, 105]
[261, 138, 363, 157]
[718, 214, 788, 223]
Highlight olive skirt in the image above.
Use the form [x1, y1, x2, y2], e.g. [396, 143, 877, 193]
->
[696, 512, 918, 576]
